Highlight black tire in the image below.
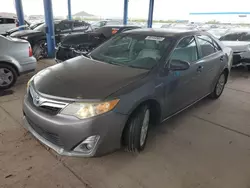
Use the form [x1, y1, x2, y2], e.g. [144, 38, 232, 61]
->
[0, 64, 18, 90]
[247, 65, 250, 71]
[33, 40, 46, 60]
[122, 105, 150, 152]
[209, 71, 227, 99]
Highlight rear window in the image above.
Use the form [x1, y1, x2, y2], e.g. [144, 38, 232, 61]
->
[0, 18, 15, 24]
[5, 18, 15, 24]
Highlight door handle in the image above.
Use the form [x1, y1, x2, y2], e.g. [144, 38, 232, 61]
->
[197, 66, 204, 72]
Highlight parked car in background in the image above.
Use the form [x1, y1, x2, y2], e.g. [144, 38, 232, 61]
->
[207, 28, 230, 39]
[0, 16, 30, 35]
[219, 31, 250, 70]
[91, 20, 123, 30]
[55, 25, 141, 62]
[0, 35, 36, 89]
[10, 20, 91, 60]
[2, 21, 44, 37]
[0, 16, 17, 34]
[23, 29, 232, 157]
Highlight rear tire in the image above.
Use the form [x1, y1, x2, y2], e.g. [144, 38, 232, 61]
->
[123, 105, 150, 153]
[0, 64, 17, 90]
[209, 71, 227, 99]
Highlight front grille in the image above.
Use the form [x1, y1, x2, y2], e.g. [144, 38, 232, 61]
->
[28, 89, 65, 115]
[26, 116, 64, 147]
[39, 106, 61, 115]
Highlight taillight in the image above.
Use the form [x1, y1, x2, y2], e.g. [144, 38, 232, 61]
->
[29, 46, 32, 57]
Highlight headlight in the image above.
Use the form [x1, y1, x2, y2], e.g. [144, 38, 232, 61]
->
[61, 99, 120, 119]
[27, 75, 35, 90]
[21, 36, 28, 40]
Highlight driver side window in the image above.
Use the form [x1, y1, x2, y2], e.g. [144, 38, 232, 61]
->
[171, 36, 198, 63]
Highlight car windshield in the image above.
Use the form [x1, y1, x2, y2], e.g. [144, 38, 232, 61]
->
[34, 23, 46, 32]
[90, 34, 172, 70]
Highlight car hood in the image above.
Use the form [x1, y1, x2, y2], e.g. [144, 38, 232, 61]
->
[221, 41, 250, 52]
[10, 30, 42, 37]
[33, 56, 149, 100]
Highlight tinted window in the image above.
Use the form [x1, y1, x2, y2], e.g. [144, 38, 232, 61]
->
[240, 33, 250, 41]
[0, 18, 3, 24]
[91, 34, 172, 70]
[197, 35, 218, 57]
[5, 18, 15, 24]
[171, 36, 198, 63]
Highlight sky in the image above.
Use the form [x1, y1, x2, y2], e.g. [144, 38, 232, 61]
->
[1, 0, 250, 20]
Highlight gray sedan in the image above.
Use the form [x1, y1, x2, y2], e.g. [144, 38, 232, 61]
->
[0, 35, 37, 89]
[23, 29, 232, 157]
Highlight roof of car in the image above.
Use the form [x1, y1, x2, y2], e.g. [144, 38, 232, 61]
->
[124, 28, 201, 37]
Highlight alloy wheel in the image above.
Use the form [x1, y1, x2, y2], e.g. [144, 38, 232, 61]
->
[140, 109, 150, 147]
[216, 74, 226, 96]
[0, 68, 14, 87]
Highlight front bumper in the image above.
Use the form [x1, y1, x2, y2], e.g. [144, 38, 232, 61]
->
[23, 95, 128, 157]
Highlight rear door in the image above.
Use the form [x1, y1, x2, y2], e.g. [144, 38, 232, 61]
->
[195, 35, 225, 95]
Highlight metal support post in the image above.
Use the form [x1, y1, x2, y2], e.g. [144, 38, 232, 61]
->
[43, 0, 56, 58]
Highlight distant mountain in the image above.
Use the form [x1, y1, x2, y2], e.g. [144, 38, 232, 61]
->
[73, 11, 95, 17]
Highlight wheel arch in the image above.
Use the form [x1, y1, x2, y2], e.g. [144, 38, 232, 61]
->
[0, 61, 19, 76]
[223, 67, 229, 83]
[121, 98, 162, 145]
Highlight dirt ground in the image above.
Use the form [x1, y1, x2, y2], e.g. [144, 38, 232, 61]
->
[1, 59, 250, 188]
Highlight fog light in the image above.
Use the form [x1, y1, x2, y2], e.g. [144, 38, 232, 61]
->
[73, 135, 100, 153]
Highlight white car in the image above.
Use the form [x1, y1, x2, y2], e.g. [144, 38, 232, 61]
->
[0, 35, 37, 89]
[0, 16, 29, 35]
[0, 16, 17, 34]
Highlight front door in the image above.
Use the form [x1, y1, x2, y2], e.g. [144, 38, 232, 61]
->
[163, 36, 202, 117]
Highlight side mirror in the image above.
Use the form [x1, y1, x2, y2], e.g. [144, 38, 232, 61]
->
[169, 59, 190, 71]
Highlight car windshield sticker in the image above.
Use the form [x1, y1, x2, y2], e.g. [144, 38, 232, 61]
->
[145, 36, 165, 41]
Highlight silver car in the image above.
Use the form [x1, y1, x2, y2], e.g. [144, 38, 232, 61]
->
[0, 35, 37, 89]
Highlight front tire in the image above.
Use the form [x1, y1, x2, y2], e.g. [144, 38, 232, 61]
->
[209, 71, 227, 99]
[0, 64, 17, 90]
[123, 105, 150, 153]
